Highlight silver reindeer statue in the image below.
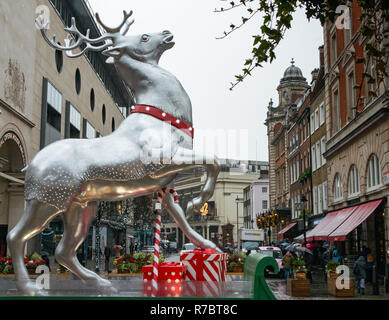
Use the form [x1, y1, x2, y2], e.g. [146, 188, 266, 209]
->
[7, 10, 221, 296]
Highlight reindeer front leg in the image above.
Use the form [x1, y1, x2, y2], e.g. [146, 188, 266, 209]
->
[163, 191, 222, 253]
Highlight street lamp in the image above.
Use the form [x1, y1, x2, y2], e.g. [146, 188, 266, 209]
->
[301, 195, 308, 244]
[235, 196, 244, 251]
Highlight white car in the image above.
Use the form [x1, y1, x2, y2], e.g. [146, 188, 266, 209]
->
[180, 243, 196, 255]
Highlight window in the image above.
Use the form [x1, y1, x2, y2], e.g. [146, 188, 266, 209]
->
[323, 181, 328, 210]
[55, 48, 63, 73]
[69, 104, 81, 138]
[262, 187, 267, 193]
[347, 70, 356, 121]
[321, 137, 326, 165]
[316, 141, 321, 169]
[45, 81, 62, 146]
[366, 154, 382, 190]
[348, 165, 360, 197]
[332, 89, 340, 133]
[86, 122, 96, 139]
[319, 103, 324, 126]
[90, 89, 95, 112]
[75, 68, 81, 95]
[318, 184, 323, 214]
[331, 32, 337, 65]
[112, 118, 116, 132]
[369, 60, 377, 95]
[315, 109, 319, 131]
[102, 104, 106, 124]
[313, 186, 318, 215]
[311, 145, 316, 171]
[333, 174, 343, 201]
[262, 200, 268, 210]
[311, 114, 315, 134]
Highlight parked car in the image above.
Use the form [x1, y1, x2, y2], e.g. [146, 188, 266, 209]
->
[257, 246, 283, 277]
[169, 241, 178, 253]
[142, 245, 155, 253]
[180, 243, 196, 255]
[241, 241, 261, 254]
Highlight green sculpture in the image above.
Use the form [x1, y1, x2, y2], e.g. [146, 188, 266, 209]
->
[244, 253, 279, 300]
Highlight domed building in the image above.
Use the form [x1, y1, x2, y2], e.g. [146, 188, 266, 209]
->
[264, 59, 309, 243]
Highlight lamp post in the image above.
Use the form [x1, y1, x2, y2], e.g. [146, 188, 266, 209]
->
[301, 195, 308, 244]
[235, 196, 244, 251]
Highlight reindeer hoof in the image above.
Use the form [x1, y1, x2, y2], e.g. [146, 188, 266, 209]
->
[17, 281, 48, 296]
[96, 279, 118, 296]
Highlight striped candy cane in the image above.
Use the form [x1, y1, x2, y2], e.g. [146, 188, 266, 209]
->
[152, 187, 179, 296]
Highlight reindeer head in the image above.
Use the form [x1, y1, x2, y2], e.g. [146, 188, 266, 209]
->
[37, 10, 174, 66]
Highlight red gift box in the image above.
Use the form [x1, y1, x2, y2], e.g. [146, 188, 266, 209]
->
[180, 248, 227, 282]
[142, 262, 186, 297]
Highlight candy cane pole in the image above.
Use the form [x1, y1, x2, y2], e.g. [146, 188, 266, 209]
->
[152, 188, 179, 297]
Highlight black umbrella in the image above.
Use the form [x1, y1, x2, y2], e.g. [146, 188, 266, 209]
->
[286, 245, 313, 255]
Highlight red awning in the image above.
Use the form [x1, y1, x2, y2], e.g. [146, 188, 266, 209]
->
[305, 206, 357, 241]
[328, 199, 383, 241]
[277, 223, 296, 240]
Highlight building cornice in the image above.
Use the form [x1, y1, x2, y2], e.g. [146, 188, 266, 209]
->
[324, 94, 389, 158]
[0, 99, 35, 128]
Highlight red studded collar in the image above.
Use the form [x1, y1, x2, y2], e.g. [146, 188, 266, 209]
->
[130, 104, 194, 139]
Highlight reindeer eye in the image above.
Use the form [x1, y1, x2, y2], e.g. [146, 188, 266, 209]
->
[141, 34, 150, 42]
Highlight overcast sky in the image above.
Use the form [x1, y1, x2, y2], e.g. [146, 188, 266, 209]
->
[88, 0, 323, 162]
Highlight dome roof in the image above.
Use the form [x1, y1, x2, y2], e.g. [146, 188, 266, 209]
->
[280, 58, 307, 84]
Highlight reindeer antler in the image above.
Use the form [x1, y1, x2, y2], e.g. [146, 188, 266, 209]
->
[95, 10, 134, 36]
[37, 16, 114, 58]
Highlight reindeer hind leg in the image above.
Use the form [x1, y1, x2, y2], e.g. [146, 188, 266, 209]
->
[6, 200, 62, 296]
[55, 201, 117, 295]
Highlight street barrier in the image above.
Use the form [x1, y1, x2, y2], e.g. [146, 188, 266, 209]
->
[244, 253, 278, 300]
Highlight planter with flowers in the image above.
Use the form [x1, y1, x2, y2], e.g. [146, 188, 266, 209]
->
[0, 253, 46, 275]
[114, 252, 165, 274]
[326, 260, 340, 279]
[227, 253, 246, 273]
[57, 264, 71, 275]
[292, 258, 307, 279]
[0, 257, 13, 275]
[25, 253, 46, 275]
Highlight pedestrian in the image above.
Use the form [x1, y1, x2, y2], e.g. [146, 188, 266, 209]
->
[362, 246, 374, 284]
[104, 245, 111, 274]
[304, 251, 313, 284]
[332, 249, 342, 264]
[354, 252, 367, 295]
[282, 251, 294, 280]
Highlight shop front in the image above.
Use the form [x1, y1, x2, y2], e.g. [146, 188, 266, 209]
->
[306, 199, 387, 274]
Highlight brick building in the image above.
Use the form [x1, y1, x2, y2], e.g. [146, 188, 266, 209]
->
[306, 0, 389, 275]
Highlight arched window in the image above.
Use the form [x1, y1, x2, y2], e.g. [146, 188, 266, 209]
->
[102, 104, 106, 124]
[333, 173, 343, 201]
[75, 68, 81, 94]
[90, 89, 95, 112]
[366, 154, 382, 190]
[112, 118, 115, 132]
[55, 43, 63, 73]
[348, 165, 360, 197]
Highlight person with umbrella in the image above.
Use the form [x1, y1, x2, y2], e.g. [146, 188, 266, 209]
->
[282, 251, 294, 280]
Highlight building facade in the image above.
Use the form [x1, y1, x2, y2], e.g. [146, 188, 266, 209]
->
[243, 177, 269, 229]
[321, 0, 389, 274]
[265, 59, 310, 241]
[0, 0, 133, 257]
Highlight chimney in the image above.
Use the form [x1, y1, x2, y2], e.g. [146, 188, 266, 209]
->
[319, 45, 324, 67]
[311, 68, 319, 83]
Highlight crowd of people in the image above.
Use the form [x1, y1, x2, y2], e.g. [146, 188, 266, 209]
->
[280, 241, 375, 295]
